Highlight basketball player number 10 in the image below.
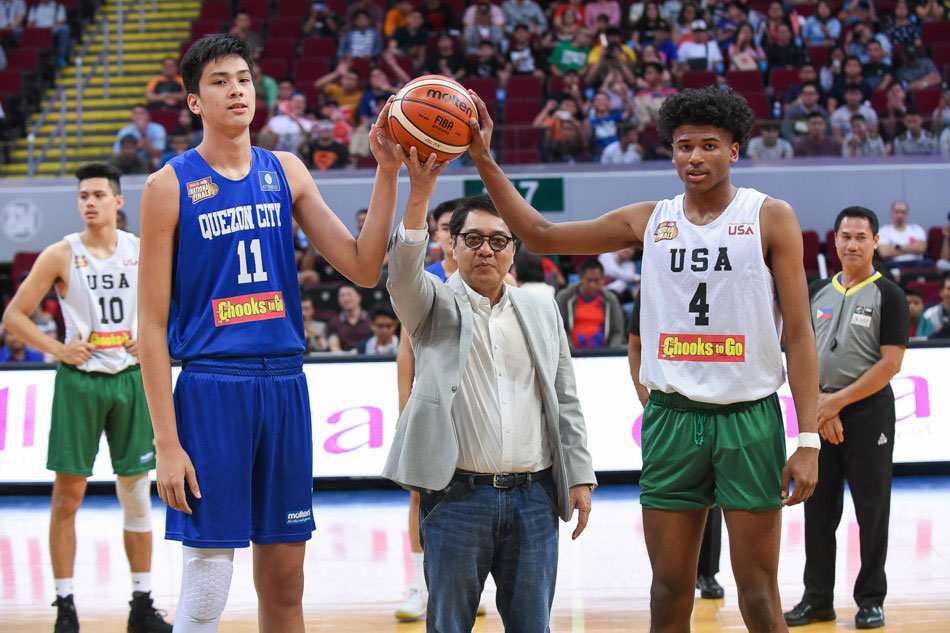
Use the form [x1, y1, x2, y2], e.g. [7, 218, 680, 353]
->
[237, 239, 268, 284]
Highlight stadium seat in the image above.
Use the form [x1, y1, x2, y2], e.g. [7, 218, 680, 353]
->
[12, 252, 40, 289]
[385, 55, 414, 83]
[250, 106, 268, 132]
[295, 58, 330, 83]
[5, 48, 39, 72]
[309, 282, 343, 320]
[356, 156, 378, 168]
[501, 149, 540, 164]
[922, 21, 950, 46]
[931, 43, 950, 76]
[349, 57, 371, 81]
[150, 109, 178, 134]
[802, 230, 820, 277]
[795, 4, 816, 16]
[260, 58, 287, 80]
[741, 92, 771, 118]
[20, 28, 53, 49]
[276, 0, 309, 16]
[682, 71, 716, 89]
[825, 230, 842, 273]
[871, 90, 889, 116]
[908, 280, 941, 305]
[200, 1, 232, 22]
[504, 100, 539, 124]
[314, 259, 344, 283]
[327, 0, 347, 17]
[727, 70, 765, 93]
[359, 283, 390, 311]
[302, 37, 337, 61]
[0, 71, 23, 97]
[263, 38, 296, 62]
[463, 77, 496, 104]
[911, 88, 940, 114]
[770, 68, 799, 102]
[807, 45, 831, 68]
[507, 75, 542, 101]
[294, 82, 323, 106]
[239, 0, 271, 21]
[928, 226, 945, 260]
[191, 20, 224, 39]
[268, 17, 301, 39]
[503, 127, 539, 152]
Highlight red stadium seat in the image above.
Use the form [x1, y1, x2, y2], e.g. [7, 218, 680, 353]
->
[385, 55, 415, 83]
[6, 48, 39, 71]
[682, 71, 716, 89]
[356, 156, 378, 168]
[922, 21, 950, 46]
[302, 37, 337, 60]
[11, 252, 40, 289]
[263, 38, 296, 61]
[0, 70, 23, 95]
[871, 90, 888, 116]
[200, 1, 232, 22]
[349, 57, 371, 81]
[727, 70, 765, 92]
[504, 100, 539, 124]
[795, 4, 816, 17]
[802, 230, 820, 276]
[20, 28, 52, 49]
[268, 17, 301, 39]
[239, 0, 271, 21]
[276, 0, 309, 16]
[928, 226, 945, 260]
[807, 45, 831, 68]
[250, 106, 268, 132]
[150, 109, 178, 134]
[741, 92, 771, 118]
[501, 149, 540, 164]
[294, 82, 323, 106]
[911, 88, 941, 114]
[907, 280, 941, 305]
[932, 43, 950, 74]
[507, 75, 541, 101]
[260, 58, 288, 80]
[502, 126, 539, 151]
[191, 19, 224, 39]
[825, 230, 842, 273]
[294, 58, 330, 82]
[327, 0, 347, 18]
[463, 77, 496, 104]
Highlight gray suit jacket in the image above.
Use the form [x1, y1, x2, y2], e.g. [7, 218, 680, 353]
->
[383, 231, 596, 522]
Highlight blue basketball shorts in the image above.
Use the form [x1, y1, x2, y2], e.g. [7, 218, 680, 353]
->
[165, 355, 315, 548]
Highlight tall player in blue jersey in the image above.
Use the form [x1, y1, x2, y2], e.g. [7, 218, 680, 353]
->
[137, 35, 402, 633]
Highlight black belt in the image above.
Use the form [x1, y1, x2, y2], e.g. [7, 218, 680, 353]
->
[452, 467, 552, 490]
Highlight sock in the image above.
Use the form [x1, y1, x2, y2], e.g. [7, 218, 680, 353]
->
[131, 572, 151, 595]
[54, 577, 73, 598]
[411, 552, 425, 589]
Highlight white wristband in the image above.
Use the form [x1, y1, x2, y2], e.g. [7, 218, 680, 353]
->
[798, 432, 821, 450]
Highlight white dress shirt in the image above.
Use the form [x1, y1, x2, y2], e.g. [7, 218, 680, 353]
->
[401, 224, 551, 474]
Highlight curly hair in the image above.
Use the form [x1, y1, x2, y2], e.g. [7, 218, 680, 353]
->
[657, 87, 755, 148]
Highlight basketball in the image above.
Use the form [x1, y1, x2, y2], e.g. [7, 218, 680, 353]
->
[388, 75, 476, 163]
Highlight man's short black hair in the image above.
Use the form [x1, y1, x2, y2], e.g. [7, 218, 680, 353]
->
[580, 258, 604, 275]
[800, 80, 820, 92]
[657, 86, 754, 147]
[355, 208, 368, 218]
[834, 206, 879, 235]
[76, 162, 122, 195]
[514, 250, 545, 284]
[844, 84, 863, 94]
[449, 194, 511, 238]
[904, 104, 921, 116]
[761, 121, 780, 131]
[430, 197, 459, 225]
[850, 113, 866, 123]
[905, 286, 923, 299]
[117, 209, 127, 220]
[119, 134, 138, 145]
[371, 304, 397, 321]
[352, 9, 370, 20]
[643, 61, 665, 74]
[807, 111, 826, 121]
[180, 34, 254, 96]
[604, 26, 622, 37]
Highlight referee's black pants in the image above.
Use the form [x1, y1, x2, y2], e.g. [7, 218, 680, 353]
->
[802, 384, 895, 609]
[697, 507, 722, 577]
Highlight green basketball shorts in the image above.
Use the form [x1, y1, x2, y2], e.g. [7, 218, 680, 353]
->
[47, 363, 156, 477]
[639, 390, 787, 512]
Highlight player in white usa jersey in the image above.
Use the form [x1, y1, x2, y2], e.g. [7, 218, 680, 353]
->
[465, 87, 820, 633]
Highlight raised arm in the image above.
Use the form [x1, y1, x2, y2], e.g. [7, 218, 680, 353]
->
[2, 241, 91, 363]
[762, 197, 819, 506]
[283, 99, 402, 287]
[466, 90, 652, 255]
[138, 165, 201, 514]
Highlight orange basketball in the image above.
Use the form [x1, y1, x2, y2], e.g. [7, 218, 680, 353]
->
[388, 75, 476, 163]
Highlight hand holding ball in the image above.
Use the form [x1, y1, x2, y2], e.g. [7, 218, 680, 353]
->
[387, 75, 476, 163]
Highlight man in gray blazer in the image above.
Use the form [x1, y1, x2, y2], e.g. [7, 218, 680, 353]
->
[384, 150, 596, 633]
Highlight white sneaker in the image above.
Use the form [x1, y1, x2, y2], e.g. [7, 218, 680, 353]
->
[476, 600, 486, 616]
[395, 586, 428, 621]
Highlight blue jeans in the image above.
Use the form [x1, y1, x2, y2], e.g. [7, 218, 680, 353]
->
[420, 476, 560, 633]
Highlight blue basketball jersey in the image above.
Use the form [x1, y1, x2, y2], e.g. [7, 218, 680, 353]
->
[167, 147, 304, 360]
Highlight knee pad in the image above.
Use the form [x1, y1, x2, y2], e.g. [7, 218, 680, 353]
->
[116, 475, 152, 533]
[179, 546, 234, 623]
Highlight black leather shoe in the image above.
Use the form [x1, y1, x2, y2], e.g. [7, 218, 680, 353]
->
[783, 601, 836, 627]
[696, 575, 725, 599]
[855, 605, 885, 629]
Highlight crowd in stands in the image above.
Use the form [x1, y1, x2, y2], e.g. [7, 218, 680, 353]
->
[95, 0, 950, 172]
[4, 197, 948, 364]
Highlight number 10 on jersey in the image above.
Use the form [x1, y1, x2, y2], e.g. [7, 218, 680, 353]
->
[237, 239, 268, 284]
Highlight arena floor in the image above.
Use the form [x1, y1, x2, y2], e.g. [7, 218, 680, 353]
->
[2, 478, 949, 632]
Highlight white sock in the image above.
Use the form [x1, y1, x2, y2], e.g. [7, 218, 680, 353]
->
[54, 577, 73, 598]
[131, 572, 151, 594]
[411, 552, 425, 590]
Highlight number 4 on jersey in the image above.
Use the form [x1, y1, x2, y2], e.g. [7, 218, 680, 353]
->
[236, 239, 268, 284]
[689, 283, 709, 326]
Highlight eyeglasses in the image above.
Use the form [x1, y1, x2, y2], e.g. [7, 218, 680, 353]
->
[457, 232, 515, 252]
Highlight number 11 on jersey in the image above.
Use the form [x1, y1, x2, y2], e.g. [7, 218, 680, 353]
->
[236, 239, 268, 284]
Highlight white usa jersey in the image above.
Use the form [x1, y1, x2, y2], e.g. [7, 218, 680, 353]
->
[639, 188, 785, 404]
[58, 231, 139, 374]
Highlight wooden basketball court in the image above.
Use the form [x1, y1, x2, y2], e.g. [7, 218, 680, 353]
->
[3, 479, 949, 631]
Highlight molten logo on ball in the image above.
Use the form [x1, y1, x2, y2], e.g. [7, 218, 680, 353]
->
[424, 88, 474, 119]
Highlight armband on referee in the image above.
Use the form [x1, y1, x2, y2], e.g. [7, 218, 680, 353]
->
[798, 432, 821, 450]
